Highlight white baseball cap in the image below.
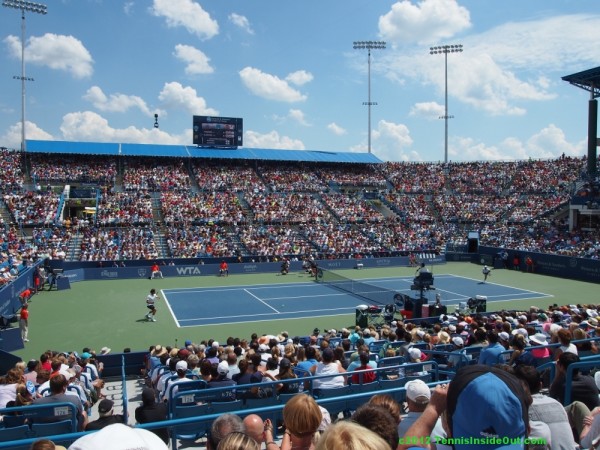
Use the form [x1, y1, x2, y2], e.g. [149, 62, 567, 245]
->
[405, 379, 431, 404]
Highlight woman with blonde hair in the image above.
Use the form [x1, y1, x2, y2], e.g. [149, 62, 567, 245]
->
[314, 421, 389, 450]
[264, 393, 322, 450]
[216, 432, 259, 450]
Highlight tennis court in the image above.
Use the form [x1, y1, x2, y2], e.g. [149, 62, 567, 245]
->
[164, 273, 552, 327]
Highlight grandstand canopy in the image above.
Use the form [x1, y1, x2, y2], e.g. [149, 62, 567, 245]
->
[26, 140, 383, 164]
[562, 66, 600, 98]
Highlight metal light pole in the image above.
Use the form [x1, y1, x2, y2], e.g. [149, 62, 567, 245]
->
[353, 40, 386, 154]
[430, 44, 462, 164]
[2, 0, 47, 152]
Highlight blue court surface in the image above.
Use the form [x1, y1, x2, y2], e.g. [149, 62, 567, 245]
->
[163, 274, 552, 328]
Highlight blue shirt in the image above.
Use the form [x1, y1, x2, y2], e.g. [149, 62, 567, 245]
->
[478, 343, 504, 366]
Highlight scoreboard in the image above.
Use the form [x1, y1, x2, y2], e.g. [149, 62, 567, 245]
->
[193, 116, 243, 148]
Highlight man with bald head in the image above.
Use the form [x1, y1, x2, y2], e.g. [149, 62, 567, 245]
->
[243, 414, 266, 445]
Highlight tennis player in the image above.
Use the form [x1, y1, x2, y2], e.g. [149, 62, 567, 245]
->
[145, 288, 160, 322]
[482, 265, 491, 283]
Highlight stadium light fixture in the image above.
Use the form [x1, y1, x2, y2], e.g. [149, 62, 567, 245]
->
[2, 0, 48, 153]
[430, 44, 463, 164]
[353, 40, 386, 154]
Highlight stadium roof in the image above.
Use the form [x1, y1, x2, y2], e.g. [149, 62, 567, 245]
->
[26, 140, 383, 164]
[562, 66, 600, 98]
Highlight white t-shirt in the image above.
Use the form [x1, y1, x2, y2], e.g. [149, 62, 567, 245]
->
[146, 293, 158, 307]
[313, 363, 344, 389]
[0, 383, 17, 408]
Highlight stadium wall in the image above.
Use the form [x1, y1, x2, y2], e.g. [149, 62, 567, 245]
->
[477, 246, 600, 283]
[57, 254, 445, 283]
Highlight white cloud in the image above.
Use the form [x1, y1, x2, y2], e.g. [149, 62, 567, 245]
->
[410, 101, 445, 118]
[371, 119, 413, 162]
[286, 70, 314, 86]
[83, 86, 159, 117]
[448, 124, 585, 161]
[173, 44, 214, 75]
[244, 130, 305, 150]
[376, 9, 600, 119]
[239, 67, 307, 102]
[327, 122, 347, 136]
[288, 109, 310, 126]
[228, 13, 254, 34]
[381, 44, 553, 117]
[379, 0, 471, 45]
[158, 81, 218, 115]
[59, 111, 187, 144]
[1, 120, 53, 149]
[4, 33, 93, 79]
[150, 0, 218, 40]
[124, 2, 134, 15]
[470, 15, 600, 73]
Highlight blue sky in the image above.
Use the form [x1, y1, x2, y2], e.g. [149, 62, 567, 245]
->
[1, 0, 599, 162]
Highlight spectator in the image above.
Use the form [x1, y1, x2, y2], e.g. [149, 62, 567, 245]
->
[314, 420, 389, 450]
[217, 432, 260, 450]
[508, 334, 535, 367]
[350, 352, 376, 385]
[207, 413, 245, 450]
[243, 414, 267, 446]
[265, 394, 323, 450]
[397, 365, 529, 450]
[550, 352, 600, 411]
[135, 387, 169, 444]
[0, 368, 24, 408]
[367, 394, 401, 427]
[33, 374, 88, 431]
[29, 439, 67, 450]
[515, 365, 577, 450]
[85, 399, 125, 431]
[68, 423, 167, 450]
[310, 348, 346, 391]
[554, 328, 578, 361]
[397, 379, 433, 437]
[207, 361, 237, 401]
[477, 330, 504, 366]
[351, 404, 399, 450]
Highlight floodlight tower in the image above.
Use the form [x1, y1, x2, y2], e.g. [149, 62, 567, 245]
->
[2, 0, 47, 152]
[430, 44, 463, 164]
[353, 40, 386, 154]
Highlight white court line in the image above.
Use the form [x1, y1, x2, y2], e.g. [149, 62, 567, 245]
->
[179, 313, 353, 328]
[244, 289, 280, 313]
[178, 306, 354, 322]
[160, 289, 181, 328]
[165, 281, 316, 294]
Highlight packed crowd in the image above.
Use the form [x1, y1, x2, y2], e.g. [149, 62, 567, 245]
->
[257, 164, 329, 192]
[78, 226, 160, 261]
[164, 225, 243, 259]
[123, 158, 191, 192]
[0, 150, 598, 264]
[247, 192, 334, 224]
[4, 302, 600, 449]
[161, 191, 246, 226]
[30, 154, 117, 186]
[96, 191, 154, 226]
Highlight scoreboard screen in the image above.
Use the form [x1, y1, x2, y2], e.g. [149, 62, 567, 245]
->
[193, 116, 243, 148]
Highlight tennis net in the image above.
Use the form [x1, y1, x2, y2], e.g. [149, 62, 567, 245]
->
[316, 268, 401, 305]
